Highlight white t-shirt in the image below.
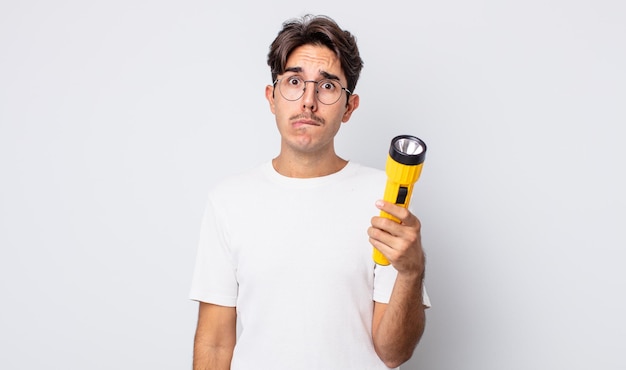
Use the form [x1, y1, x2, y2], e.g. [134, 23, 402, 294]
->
[190, 161, 430, 370]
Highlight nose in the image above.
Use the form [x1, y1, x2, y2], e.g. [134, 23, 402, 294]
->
[301, 81, 317, 111]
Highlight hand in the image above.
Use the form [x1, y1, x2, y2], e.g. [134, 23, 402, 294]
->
[368, 200, 425, 277]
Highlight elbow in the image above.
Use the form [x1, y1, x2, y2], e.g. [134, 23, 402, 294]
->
[383, 355, 413, 369]
[374, 346, 415, 369]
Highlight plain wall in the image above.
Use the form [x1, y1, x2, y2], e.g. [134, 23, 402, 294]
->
[1, 0, 624, 369]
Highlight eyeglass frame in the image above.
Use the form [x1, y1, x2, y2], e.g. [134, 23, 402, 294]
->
[272, 77, 352, 105]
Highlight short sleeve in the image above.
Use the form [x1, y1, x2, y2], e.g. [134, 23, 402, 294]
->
[373, 264, 431, 308]
[189, 197, 238, 306]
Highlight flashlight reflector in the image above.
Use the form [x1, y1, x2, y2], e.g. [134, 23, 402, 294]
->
[394, 137, 424, 156]
[374, 135, 427, 266]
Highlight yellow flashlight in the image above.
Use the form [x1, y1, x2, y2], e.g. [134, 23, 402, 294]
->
[373, 135, 427, 266]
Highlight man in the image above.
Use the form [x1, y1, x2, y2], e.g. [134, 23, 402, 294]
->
[190, 14, 430, 370]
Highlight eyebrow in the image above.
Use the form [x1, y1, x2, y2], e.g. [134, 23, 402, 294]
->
[284, 67, 341, 81]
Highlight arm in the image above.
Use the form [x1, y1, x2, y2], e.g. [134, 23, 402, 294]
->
[193, 302, 237, 370]
[368, 200, 427, 368]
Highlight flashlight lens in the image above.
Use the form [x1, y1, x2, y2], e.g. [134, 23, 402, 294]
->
[394, 137, 424, 155]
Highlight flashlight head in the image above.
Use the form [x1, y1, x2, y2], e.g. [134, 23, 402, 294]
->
[389, 135, 427, 166]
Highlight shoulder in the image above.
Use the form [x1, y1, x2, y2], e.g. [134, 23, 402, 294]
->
[345, 162, 385, 182]
[203, 162, 271, 203]
[333, 162, 386, 199]
[213, 162, 269, 188]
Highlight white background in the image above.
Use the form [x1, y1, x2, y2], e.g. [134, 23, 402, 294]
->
[1, 0, 624, 369]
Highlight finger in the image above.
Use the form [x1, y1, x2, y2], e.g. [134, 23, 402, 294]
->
[368, 229, 399, 262]
[371, 215, 405, 238]
[368, 225, 398, 249]
[370, 213, 422, 252]
[375, 200, 414, 225]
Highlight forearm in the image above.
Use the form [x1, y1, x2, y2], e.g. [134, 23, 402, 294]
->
[192, 302, 236, 370]
[372, 271, 426, 368]
[192, 340, 234, 370]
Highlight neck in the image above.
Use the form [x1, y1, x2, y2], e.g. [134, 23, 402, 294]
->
[272, 154, 348, 178]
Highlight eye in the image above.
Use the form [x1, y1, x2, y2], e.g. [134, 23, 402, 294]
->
[286, 76, 303, 87]
[319, 80, 337, 91]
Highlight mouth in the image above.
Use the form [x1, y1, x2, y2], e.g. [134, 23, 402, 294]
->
[291, 114, 324, 127]
[294, 119, 321, 127]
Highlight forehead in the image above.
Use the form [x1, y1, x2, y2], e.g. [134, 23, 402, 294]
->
[284, 44, 344, 79]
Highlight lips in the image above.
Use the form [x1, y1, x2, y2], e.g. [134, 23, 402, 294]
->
[293, 119, 321, 127]
[290, 114, 324, 127]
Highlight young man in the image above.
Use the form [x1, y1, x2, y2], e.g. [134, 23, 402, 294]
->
[190, 14, 430, 370]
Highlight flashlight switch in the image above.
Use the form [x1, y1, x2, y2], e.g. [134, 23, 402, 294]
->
[396, 186, 409, 205]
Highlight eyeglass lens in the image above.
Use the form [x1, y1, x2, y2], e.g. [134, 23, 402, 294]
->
[277, 77, 344, 105]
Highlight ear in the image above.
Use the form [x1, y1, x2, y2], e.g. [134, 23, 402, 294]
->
[341, 93, 360, 123]
[265, 85, 276, 114]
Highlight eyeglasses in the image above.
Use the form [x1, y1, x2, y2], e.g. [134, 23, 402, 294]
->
[273, 76, 352, 105]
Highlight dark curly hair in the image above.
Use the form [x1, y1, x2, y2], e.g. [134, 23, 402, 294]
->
[267, 14, 364, 96]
